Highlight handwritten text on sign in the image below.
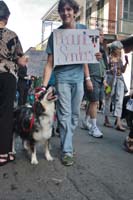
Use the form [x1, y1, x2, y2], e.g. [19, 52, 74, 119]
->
[53, 29, 99, 66]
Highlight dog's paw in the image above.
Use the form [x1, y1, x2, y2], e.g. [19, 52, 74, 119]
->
[23, 141, 29, 150]
[31, 159, 39, 165]
[45, 155, 54, 161]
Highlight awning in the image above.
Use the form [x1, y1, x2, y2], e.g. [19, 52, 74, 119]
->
[121, 35, 133, 48]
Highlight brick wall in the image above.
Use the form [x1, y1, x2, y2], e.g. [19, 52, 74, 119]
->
[108, 0, 123, 34]
[108, 0, 116, 33]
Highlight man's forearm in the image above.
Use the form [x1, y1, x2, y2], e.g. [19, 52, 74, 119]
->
[42, 64, 53, 87]
[84, 63, 90, 78]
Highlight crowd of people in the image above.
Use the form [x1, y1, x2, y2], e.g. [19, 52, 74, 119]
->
[0, 0, 132, 167]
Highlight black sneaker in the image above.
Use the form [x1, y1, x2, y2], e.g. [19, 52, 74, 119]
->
[61, 155, 74, 166]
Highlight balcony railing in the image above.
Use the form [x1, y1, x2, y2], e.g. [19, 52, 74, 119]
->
[87, 17, 133, 35]
[120, 19, 133, 35]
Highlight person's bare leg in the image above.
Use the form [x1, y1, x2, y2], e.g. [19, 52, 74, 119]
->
[89, 101, 98, 128]
[104, 115, 112, 127]
[89, 101, 98, 119]
[116, 116, 125, 131]
[105, 115, 110, 123]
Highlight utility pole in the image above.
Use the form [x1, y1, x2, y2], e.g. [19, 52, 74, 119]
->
[116, 0, 119, 34]
[96, 0, 99, 27]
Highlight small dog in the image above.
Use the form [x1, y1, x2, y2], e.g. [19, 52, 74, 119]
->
[13, 86, 57, 164]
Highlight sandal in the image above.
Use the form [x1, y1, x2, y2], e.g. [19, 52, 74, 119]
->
[104, 122, 113, 128]
[0, 155, 8, 167]
[124, 137, 133, 153]
[8, 152, 16, 162]
[116, 126, 125, 132]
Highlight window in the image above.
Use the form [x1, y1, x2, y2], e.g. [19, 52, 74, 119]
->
[124, 0, 128, 11]
[97, 0, 104, 19]
[123, 0, 133, 20]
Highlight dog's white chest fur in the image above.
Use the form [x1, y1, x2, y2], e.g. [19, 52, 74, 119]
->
[33, 104, 55, 142]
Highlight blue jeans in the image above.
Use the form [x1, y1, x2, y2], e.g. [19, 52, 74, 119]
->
[56, 82, 84, 156]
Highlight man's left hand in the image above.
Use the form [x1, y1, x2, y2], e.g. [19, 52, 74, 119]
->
[86, 80, 93, 91]
[95, 52, 102, 61]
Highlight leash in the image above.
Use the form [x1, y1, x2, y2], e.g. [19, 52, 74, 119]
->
[22, 101, 36, 133]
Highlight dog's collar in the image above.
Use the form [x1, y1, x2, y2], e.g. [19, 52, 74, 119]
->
[22, 101, 45, 133]
[22, 114, 35, 132]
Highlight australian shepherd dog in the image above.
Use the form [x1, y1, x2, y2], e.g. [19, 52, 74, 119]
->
[13, 86, 57, 164]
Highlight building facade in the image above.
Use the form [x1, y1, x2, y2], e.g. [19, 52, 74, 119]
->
[86, 0, 133, 38]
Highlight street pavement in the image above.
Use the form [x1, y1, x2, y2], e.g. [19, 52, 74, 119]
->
[0, 110, 133, 200]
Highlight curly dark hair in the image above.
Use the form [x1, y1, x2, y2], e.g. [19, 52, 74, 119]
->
[58, 0, 79, 14]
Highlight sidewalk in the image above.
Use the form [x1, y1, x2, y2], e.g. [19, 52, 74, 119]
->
[0, 112, 132, 200]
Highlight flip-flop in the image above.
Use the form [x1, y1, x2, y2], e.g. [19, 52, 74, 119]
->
[8, 152, 16, 162]
[0, 155, 8, 167]
[116, 127, 125, 132]
[104, 122, 113, 128]
[0, 160, 8, 166]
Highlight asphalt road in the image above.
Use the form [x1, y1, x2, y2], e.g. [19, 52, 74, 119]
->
[0, 111, 132, 200]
